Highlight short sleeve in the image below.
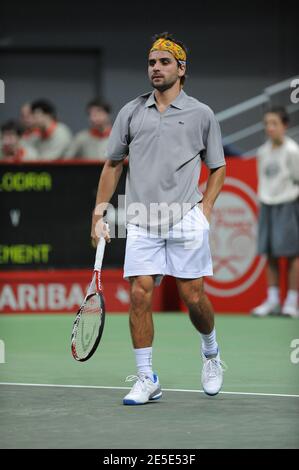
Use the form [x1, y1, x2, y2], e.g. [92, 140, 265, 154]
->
[201, 109, 226, 169]
[106, 105, 131, 160]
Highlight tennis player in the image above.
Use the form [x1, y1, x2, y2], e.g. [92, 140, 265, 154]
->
[91, 32, 226, 405]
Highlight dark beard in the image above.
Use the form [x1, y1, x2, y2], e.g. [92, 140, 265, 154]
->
[151, 77, 178, 92]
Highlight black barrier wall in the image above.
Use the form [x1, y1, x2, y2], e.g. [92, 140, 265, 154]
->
[0, 162, 127, 270]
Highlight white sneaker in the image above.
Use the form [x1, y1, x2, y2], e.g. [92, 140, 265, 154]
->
[123, 373, 162, 405]
[201, 351, 226, 396]
[281, 303, 299, 318]
[251, 300, 280, 317]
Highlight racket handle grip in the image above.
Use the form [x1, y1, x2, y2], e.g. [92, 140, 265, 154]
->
[94, 237, 106, 271]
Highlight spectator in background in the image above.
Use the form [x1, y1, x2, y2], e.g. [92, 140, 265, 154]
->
[252, 106, 299, 318]
[31, 99, 72, 160]
[19, 102, 41, 147]
[66, 98, 111, 160]
[0, 120, 38, 162]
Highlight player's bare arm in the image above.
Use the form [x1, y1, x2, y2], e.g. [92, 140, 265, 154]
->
[91, 158, 124, 246]
[201, 165, 226, 222]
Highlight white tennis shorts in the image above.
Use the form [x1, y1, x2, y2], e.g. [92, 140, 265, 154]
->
[124, 205, 213, 285]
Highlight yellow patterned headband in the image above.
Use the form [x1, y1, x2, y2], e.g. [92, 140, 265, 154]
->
[150, 38, 187, 64]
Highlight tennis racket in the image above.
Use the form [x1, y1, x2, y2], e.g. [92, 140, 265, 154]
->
[71, 237, 106, 361]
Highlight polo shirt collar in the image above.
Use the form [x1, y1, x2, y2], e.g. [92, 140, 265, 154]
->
[171, 90, 187, 109]
[144, 89, 187, 110]
[144, 92, 156, 108]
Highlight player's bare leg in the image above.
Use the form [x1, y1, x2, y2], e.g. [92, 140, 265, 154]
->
[123, 275, 162, 405]
[129, 275, 155, 348]
[176, 276, 224, 396]
[176, 277, 214, 334]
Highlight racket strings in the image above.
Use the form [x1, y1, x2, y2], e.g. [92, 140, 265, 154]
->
[74, 295, 103, 358]
[71, 238, 106, 361]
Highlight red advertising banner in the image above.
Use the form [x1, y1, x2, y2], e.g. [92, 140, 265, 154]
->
[184, 157, 288, 313]
[0, 270, 165, 314]
[196, 158, 268, 312]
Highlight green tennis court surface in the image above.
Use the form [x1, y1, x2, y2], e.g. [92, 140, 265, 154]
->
[0, 313, 299, 448]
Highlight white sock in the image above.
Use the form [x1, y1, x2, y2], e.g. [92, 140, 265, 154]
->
[284, 290, 298, 306]
[134, 347, 153, 379]
[268, 286, 279, 304]
[200, 328, 218, 357]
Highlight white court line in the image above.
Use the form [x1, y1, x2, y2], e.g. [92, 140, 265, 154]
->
[0, 382, 298, 398]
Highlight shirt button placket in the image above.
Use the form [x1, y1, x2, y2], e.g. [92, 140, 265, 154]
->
[157, 115, 163, 138]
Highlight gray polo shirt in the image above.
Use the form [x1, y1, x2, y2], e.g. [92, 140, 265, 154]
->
[106, 89, 225, 230]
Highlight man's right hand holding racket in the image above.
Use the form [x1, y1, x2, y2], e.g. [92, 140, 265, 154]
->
[72, 203, 111, 362]
[91, 210, 111, 248]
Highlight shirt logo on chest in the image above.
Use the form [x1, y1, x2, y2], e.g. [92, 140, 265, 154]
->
[264, 162, 280, 178]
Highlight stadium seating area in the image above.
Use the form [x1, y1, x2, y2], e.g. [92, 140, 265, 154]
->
[0, 98, 112, 162]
